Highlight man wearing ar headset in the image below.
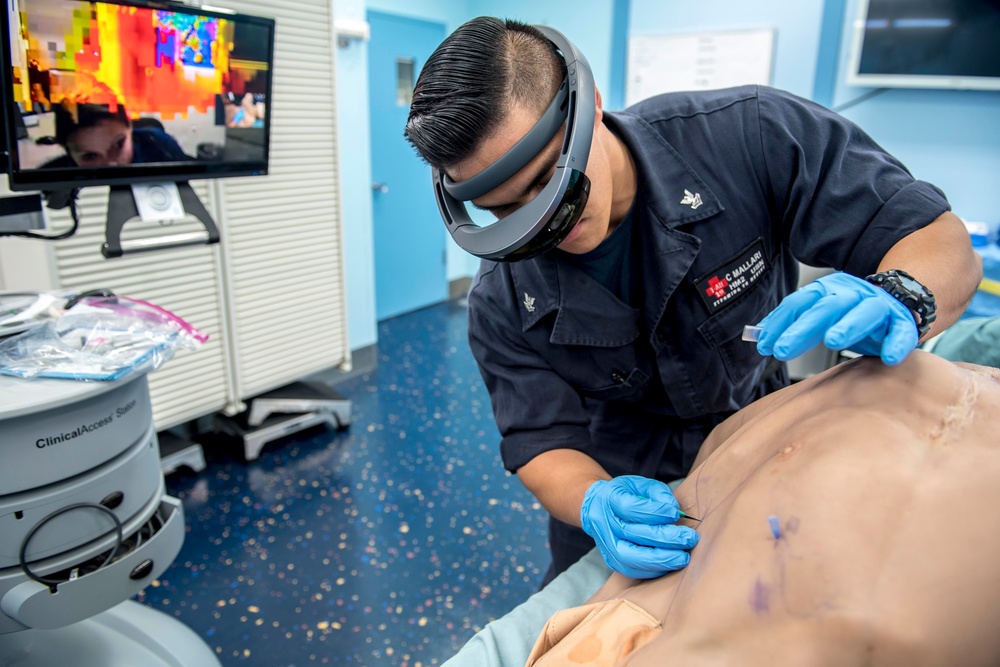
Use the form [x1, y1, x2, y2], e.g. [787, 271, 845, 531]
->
[404, 17, 981, 586]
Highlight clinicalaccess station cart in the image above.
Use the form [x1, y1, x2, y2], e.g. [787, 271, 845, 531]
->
[0, 372, 221, 667]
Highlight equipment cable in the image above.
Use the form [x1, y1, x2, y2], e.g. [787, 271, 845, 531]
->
[832, 87, 890, 114]
[19, 502, 124, 588]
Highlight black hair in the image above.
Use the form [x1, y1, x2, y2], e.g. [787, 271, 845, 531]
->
[404, 17, 566, 169]
[53, 103, 130, 147]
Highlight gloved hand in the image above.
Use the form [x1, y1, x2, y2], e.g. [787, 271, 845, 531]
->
[580, 475, 700, 579]
[756, 272, 919, 365]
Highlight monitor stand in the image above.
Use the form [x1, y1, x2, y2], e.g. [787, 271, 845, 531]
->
[103, 181, 220, 258]
[0, 600, 221, 667]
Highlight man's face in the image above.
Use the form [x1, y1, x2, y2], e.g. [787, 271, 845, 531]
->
[448, 101, 612, 255]
[66, 118, 135, 167]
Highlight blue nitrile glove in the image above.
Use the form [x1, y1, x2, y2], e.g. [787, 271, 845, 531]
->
[756, 272, 919, 365]
[580, 475, 700, 579]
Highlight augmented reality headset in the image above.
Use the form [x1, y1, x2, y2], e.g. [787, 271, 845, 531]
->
[432, 25, 595, 262]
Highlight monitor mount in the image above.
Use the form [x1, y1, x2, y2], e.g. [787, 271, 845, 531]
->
[103, 181, 220, 258]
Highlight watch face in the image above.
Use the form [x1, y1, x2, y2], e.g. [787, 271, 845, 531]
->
[896, 273, 923, 293]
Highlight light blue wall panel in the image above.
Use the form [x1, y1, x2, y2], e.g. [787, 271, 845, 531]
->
[334, 0, 378, 349]
[366, 0, 471, 32]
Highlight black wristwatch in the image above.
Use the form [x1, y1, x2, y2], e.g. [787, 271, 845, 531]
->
[865, 269, 937, 338]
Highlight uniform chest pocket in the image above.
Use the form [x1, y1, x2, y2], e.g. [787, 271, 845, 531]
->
[548, 345, 651, 401]
[697, 271, 778, 385]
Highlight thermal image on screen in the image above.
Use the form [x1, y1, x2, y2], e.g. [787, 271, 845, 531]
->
[16, 2, 232, 117]
[7, 0, 271, 169]
[155, 11, 219, 69]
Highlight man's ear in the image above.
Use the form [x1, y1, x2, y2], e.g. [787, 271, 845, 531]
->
[594, 86, 604, 126]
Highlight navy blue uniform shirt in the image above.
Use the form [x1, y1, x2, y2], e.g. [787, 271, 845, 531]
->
[467, 85, 950, 485]
[130, 127, 193, 163]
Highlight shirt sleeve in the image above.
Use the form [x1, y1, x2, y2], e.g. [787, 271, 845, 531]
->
[754, 86, 950, 277]
[467, 267, 592, 474]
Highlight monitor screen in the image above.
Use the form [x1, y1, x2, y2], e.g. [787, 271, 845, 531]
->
[847, 0, 1000, 91]
[1, 0, 275, 191]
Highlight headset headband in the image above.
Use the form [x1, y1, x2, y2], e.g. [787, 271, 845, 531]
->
[431, 25, 595, 261]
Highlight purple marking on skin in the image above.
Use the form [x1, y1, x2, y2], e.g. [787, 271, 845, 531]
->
[768, 515, 782, 540]
[749, 577, 770, 614]
[785, 516, 801, 534]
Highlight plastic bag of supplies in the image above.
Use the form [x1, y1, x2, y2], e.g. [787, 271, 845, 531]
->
[0, 295, 208, 381]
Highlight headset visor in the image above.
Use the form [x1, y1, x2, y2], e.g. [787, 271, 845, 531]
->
[435, 166, 590, 261]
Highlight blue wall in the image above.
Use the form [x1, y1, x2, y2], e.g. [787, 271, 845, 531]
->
[336, 0, 1000, 353]
[333, 0, 378, 350]
[334, 0, 378, 351]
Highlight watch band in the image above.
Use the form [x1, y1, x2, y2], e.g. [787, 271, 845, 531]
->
[865, 269, 937, 338]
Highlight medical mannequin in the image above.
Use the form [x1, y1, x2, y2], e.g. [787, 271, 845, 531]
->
[526, 350, 1000, 666]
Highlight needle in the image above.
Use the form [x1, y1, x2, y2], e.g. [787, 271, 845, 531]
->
[680, 511, 702, 522]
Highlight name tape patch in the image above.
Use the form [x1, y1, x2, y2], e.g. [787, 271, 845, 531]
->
[695, 239, 770, 313]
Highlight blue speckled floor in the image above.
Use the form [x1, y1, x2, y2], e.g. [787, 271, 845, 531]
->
[137, 299, 551, 666]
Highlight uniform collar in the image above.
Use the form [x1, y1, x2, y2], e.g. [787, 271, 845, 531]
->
[510, 254, 641, 347]
[603, 111, 724, 229]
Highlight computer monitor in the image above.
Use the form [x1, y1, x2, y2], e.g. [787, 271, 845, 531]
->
[846, 0, 1000, 91]
[1, 0, 276, 192]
